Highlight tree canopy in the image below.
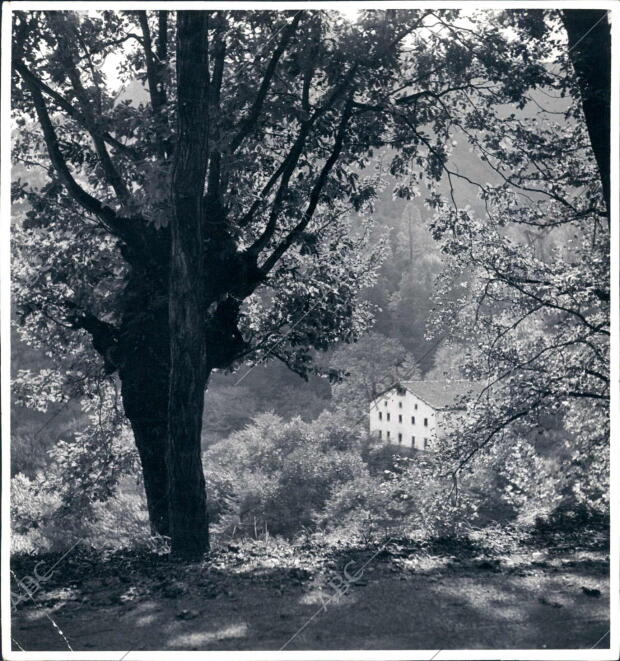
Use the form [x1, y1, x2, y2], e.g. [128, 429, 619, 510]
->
[427, 11, 609, 508]
[11, 8, 609, 557]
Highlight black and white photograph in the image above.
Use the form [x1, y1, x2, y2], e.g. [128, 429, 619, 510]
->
[2, 1, 617, 657]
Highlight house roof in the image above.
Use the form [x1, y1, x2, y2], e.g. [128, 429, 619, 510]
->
[390, 380, 483, 410]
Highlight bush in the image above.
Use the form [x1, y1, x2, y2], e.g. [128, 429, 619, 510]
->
[536, 497, 609, 534]
[205, 412, 368, 538]
[204, 462, 239, 524]
[461, 438, 562, 526]
[319, 456, 478, 542]
[86, 478, 162, 551]
[11, 472, 165, 554]
[11, 472, 66, 554]
[363, 442, 416, 475]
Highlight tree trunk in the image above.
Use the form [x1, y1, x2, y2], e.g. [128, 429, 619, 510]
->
[561, 9, 611, 214]
[167, 218, 210, 558]
[118, 265, 171, 537]
[167, 11, 211, 560]
[128, 416, 170, 536]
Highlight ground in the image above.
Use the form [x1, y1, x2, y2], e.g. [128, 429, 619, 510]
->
[11, 532, 610, 652]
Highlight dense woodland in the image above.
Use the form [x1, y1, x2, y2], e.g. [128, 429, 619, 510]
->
[10, 9, 609, 563]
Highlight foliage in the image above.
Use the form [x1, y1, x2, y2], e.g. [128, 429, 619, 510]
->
[424, 10, 609, 515]
[10, 7, 609, 545]
[328, 331, 419, 415]
[202, 361, 331, 443]
[206, 412, 368, 538]
[11, 379, 140, 552]
[462, 438, 562, 526]
[11, 473, 160, 554]
[319, 455, 478, 542]
[86, 484, 156, 551]
[11, 6, 568, 391]
[424, 340, 474, 381]
[11, 472, 64, 553]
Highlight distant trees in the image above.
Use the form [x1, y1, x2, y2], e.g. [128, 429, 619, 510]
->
[202, 363, 331, 441]
[12, 8, 598, 556]
[328, 331, 419, 414]
[424, 340, 472, 381]
[365, 200, 451, 372]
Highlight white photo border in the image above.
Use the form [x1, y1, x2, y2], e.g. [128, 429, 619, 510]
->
[1, 1, 618, 659]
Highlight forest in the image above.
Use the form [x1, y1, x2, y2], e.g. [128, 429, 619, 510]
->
[8, 6, 611, 653]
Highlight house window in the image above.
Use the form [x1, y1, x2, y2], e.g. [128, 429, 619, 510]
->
[424, 417, 428, 427]
[379, 412, 382, 421]
[387, 413, 391, 421]
[387, 431, 391, 440]
[424, 438, 430, 449]
[398, 401, 403, 408]
[398, 414, 402, 423]
[412, 435, 415, 444]
[414, 403, 418, 410]
[411, 416, 415, 425]
[378, 430, 382, 439]
[384, 401, 388, 407]
[398, 433, 403, 444]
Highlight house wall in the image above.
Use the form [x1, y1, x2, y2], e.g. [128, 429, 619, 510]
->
[369, 387, 438, 451]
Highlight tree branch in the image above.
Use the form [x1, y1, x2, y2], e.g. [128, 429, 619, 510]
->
[14, 60, 141, 160]
[301, 23, 318, 114]
[137, 10, 171, 157]
[23, 75, 137, 244]
[491, 269, 610, 336]
[59, 43, 133, 207]
[260, 92, 355, 274]
[453, 400, 542, 475]
[241, 65, 358, 236]
[229, 11, 303, 154]
[137, 11, 167, 114]
[47, 14, 134, 208]
[244, 121, 314, 255]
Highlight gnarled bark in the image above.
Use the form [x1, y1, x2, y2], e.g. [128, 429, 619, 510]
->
[117, 260, 171, 537]
[167, 11, 211, 560]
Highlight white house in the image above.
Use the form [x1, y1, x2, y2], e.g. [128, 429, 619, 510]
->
[369, 380, 482, 451]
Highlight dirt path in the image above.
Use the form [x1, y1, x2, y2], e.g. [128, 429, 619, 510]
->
[11, 547, 609, 652]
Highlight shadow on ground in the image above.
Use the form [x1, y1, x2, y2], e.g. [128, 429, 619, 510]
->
[11, 537, 610, 652]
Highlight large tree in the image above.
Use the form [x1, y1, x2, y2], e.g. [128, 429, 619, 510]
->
[12, 8, 573, 557]
[561, 9, 611, 214]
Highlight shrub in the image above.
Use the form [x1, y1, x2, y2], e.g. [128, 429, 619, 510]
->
[319, 456, 478, 542]
[205, 412, 368, 538]
[536, 497, 609, 534]
[86, 478, 158, 550]
[462, 438, 562, 526]
[11, 472, 66, 554]
[11, 473, 161, 554]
